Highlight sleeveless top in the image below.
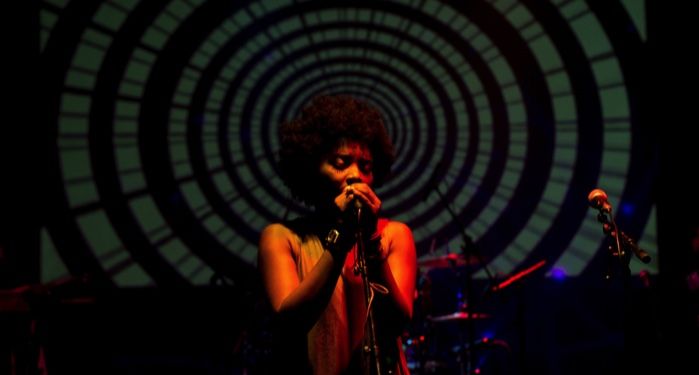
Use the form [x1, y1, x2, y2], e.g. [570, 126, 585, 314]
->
[275, 217, 409, 375]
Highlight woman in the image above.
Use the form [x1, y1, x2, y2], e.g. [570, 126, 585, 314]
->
[258, 95, 417, 374]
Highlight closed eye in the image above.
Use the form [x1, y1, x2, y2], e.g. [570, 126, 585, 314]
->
[359, 160, 373, 174]
[332, 156, 351, 169]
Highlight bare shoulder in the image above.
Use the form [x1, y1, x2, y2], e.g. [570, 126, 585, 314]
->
[381, 220, 416, 266]
[383, 220, 414, 237]
[258, 222, 297, 257]
[260, 222, 293, 239]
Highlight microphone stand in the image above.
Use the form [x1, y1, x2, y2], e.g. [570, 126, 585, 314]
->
[430, 185, 496, 375]
[596, 208, 629, 279]
[595, 208, 651, 279]
[591, 198, 654, 369]
[354, 204, 383, 375]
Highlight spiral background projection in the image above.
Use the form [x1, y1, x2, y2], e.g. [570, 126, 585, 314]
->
[39, 0, 657, 288]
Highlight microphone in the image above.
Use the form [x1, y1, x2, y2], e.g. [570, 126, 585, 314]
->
[354, 197, 362, 210]
[353, 197, 362, 220]
[588, 188, 652, 264]
[588, 188, 611, 213]
[347, 180, 362, 219]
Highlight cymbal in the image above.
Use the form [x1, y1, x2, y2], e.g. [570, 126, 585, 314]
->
[417, 253, 480, 269]
[429, 311, 491, 322]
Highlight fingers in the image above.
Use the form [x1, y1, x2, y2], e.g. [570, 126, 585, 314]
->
[334, 187, 354, 212]
[346, 183, 381, 215]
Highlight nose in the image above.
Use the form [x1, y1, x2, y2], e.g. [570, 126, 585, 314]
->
[345, 164, 362, 186]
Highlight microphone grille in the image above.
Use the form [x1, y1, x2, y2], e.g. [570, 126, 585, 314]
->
[587, 188, 608, 209]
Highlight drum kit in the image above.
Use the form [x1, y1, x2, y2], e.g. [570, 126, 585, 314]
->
[403, 251, 538, 375]
[411, 182, 543, 374]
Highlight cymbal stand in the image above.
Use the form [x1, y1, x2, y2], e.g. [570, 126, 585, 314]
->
[430, 185, 496, 375]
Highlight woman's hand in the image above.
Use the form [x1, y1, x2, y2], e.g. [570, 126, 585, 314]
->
[332, 183, 381, 241]
[344, 183, 381, 217]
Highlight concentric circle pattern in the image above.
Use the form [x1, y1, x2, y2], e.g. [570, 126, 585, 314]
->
[40, 0, 657, 288]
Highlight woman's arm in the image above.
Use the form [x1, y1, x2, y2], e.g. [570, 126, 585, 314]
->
[257, 223, 349, 332]
[372, 221, 417, 320]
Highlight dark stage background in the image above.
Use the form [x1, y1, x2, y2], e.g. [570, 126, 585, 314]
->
[2, 0, 697, 374]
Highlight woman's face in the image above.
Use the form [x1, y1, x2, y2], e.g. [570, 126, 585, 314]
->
[319, 139, 374, 195]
